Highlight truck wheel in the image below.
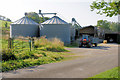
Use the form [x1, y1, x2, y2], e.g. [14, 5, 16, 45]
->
[79, 43, 82, 48]
[88, 43, 92, 48]
[79, 44, 82, 48]
[95, 43, 97, 47]
[79, 45, 82, 48]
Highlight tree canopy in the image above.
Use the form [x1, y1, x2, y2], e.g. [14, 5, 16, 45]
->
[97, 20, 120, 32]
[90, 0, 120, 17]
[26, 12, 49, 23]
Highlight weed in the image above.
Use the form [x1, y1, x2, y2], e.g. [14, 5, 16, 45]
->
[2, 48, 17, 61]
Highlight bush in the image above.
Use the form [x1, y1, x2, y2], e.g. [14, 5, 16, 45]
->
[34, 36, 51, 48]
[34, 37, 67, 52]
[46, 46, 67, 52]
[2, 54, 64, 72]
[17, 50, 47, 60]
[18, 51, 38, 59]
[2, 48, 17, 61]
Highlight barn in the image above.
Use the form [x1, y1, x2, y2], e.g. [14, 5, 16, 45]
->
[78, 25, 119, 43]
[10, 15, 39, 38]
[102, 29, 119, 43]
[40, 16, 71, 44]
[79, 25, 98, 37]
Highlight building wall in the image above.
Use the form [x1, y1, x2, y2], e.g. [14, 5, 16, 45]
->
[40, 24, 71, 44]
[79, 27, 94, 34]
[10, 24, 39, 38]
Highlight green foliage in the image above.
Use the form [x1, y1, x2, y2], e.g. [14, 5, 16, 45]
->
[97, 20, 110, 29]
[2, 48, 17, 61]
[2, 37, 68, 72]
[34, 36, 67, 52]
[40, 17, 50, 23]
[0, 20, 11, 36]
[90, 0, 120, 17]
[34, 36, 51, 47]
[26, 12, 49, 23]
[97, 20, 119, 32]
[0, 20, 12, 27]
[65, 42, 79, 47]
[4, 22, 8, 28]
[0, 15, 11, 22]
[27, 12, 40, 23]
[2, 51, 65, 72]
[91, 67, 119, 78]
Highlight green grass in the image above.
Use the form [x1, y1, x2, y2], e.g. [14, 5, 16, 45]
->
[92, 67, 119, 78]
[2, 50, 67, 72]
[34, 36, 68, 52]
[1, 37, 72, 72]
[85, 67, 119, 80]
[65, 42, 79, 48]
[1, 25, 73, 72]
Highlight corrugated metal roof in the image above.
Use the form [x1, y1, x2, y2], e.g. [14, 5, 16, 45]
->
[42, 16, 68, 24]
[12, 16, 39, 25]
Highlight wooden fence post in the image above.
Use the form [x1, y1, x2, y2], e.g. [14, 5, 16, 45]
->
[31, 38, 34, 49]
[8, 38, 13, 49]
[29, 38, 31, 51]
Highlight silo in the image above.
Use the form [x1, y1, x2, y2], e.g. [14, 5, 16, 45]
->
[40, 16, 71, 44]
[10, 16, 39, 38]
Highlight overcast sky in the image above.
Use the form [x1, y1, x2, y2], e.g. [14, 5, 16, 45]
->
[0, 0, 118, 26]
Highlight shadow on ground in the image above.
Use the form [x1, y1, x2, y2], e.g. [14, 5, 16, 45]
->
[79, 46, 111, 50]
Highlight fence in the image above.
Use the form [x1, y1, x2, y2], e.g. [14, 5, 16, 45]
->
[8, 37, 35, 51]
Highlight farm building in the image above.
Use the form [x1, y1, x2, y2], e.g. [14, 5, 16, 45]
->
[10, 15, 39, 38]
[100, 28, 119, 43]
[40, 16, 71, 44]
[79, 25, 99, 37]
[79, 25, 119, 43]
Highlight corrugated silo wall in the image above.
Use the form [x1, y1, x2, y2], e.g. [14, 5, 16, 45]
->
[40, 24, 71, 44]
[10, 24, 39, 38]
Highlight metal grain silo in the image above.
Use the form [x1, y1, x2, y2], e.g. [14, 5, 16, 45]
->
[10, 16, 39, 38]
[40, 16, 71, 44]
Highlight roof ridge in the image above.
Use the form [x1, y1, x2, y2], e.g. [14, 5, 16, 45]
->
[42, 16, 68, 24]
[11, 16, 39, 25]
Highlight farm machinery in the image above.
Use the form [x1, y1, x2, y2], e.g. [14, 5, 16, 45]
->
[79, 35, 99, 48]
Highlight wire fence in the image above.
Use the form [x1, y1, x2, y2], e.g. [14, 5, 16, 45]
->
[8, 37, 35, 52]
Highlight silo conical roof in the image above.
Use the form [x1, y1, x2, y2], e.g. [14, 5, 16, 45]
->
[11, 16, 39, 25]
[42, 16, 68, 24]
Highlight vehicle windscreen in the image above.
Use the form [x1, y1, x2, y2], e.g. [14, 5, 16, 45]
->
[82, 35, 88, 40]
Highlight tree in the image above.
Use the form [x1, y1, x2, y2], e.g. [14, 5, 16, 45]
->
[90, 0, 120, 17]
[40, 17, 49, 23]
[6, 18, 11, 22]
[26, 12, 40, 23]
[26, 12, 49, 23]
[109, 22, 117, 32]
[97, 20, 110, 29]
[97, 20, 120, 32]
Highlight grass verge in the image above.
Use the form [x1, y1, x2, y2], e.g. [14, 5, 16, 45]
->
[85, 67, 119, 80]
[1, 37, 73, 72]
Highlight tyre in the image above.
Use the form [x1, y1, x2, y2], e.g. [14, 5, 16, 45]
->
[88, 43, 92, 48]
[79, 43, 82, 48]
